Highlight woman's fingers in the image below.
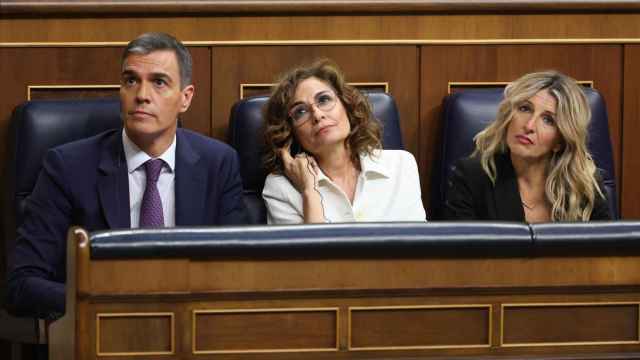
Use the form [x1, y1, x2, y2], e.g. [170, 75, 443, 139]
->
[279, 140, 295, 165]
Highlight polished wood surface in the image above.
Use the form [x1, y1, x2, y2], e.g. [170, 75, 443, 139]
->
[622, 45, 640, 219]
[53, 229, 640, 359]
[194, 309, 337, 352]
[6, 14, 640, 43]
[3, 0, 640, 15]
[502, 304, 639, 345]
[350, 306, 490, 349]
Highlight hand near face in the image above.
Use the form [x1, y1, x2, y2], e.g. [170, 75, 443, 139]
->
[279, 141, 319, 194]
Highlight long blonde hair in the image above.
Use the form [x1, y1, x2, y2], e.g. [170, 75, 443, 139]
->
[472, 71, 604, 221]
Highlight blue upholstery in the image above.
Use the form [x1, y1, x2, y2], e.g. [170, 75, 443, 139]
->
[531, 221, 640, 252]
[90, 222, 532, 259]
[2, 98, 121, 345]
[432, 87, 618, 219]
[5, 98, 122, 242]
[227, 92, 405, 224]
[89, 221, 640, 259]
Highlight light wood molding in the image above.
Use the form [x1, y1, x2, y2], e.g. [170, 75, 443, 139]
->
[3, 1, 640, 16]
[500, 302, 640, 347]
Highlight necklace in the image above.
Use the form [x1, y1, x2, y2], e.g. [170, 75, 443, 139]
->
[521, 201, 536, 210]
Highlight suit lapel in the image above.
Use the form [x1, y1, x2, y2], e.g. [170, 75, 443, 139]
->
[98, 130, 131, 229]
[493, 154, 526, 222]
[174, 129, 206, 226]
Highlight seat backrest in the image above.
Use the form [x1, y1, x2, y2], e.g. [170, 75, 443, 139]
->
[431, 87, 618, 219]
[227, 92, 404, 224]
[4, 98, 122, 258]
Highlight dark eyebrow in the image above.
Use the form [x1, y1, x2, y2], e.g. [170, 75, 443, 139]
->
[120, 70, 137, 78]
[150, 72, 172, 80]
[120, 70, 173, 84]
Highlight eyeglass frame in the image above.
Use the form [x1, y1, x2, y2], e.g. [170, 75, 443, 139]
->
[287, 90, 339, 126]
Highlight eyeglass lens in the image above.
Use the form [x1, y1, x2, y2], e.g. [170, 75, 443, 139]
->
[289, 91, 337, 124]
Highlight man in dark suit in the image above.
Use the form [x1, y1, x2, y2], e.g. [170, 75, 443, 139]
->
[6, 32, 247, 319]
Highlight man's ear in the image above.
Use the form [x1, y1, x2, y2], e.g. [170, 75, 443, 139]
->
[179, 85, 195, 113]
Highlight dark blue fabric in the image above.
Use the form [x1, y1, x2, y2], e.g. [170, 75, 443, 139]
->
[227, 92, 404, 224]
[531, 221, 640, 249]
[6, 99, 247, 319]
[90, 222, 532, 259]
[433, 87, 618, 219]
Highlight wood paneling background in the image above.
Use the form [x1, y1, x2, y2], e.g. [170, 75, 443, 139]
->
[2, 4, 640, 357]
[420, 44, 623, 213]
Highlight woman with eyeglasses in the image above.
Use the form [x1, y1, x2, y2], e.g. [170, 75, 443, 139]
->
[262, 59, 427, 224]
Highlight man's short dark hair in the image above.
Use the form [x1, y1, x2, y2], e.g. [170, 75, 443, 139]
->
[122, 32, 192, 89]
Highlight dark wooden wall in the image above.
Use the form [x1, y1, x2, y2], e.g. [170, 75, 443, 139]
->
[0, 43, 635, 217]
[2, 3, 640, 356]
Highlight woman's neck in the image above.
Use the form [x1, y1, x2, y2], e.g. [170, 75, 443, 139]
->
[510, 153, 548, 188]
[315, 144, 359, 202]
[511, 153, 552, 223]
[316, 145, 357, 180]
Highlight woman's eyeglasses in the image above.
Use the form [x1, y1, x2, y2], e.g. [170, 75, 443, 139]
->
[288, 91, 338, 126]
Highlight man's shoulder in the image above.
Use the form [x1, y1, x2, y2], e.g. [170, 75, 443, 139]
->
[50, 128, 120, 159]
[176, 128, 235, 154]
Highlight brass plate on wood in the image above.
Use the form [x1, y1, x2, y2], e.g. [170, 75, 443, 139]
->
[27, 84, 120, 101]
[192, 307, 339, 354]
[501, 302, 640, 347]
[349, 304, 492, 351]
[447, 80, 594, 94]
[240, 82, 389, 99]
[96, 312, 175, 356]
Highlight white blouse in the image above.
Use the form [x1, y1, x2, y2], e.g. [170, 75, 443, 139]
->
[262, 149, 427, 224]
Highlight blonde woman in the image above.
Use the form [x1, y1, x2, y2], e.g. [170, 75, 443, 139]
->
[444, 71, 610, 222]
[262, 59, 426, 224]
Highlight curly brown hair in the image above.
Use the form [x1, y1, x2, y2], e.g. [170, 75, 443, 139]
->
[263, 59, 382, 174]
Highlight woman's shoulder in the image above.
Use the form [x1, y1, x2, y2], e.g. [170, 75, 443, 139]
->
[263, 173, 294, 193]
[368, 149, 416, 163]
[451, 155, 484, 176]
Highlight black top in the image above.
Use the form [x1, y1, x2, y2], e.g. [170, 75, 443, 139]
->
[443, 153, 611, 222]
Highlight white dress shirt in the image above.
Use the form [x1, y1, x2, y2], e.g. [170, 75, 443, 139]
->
[122, 130, 176, 227]
[262, 149, 427, 224]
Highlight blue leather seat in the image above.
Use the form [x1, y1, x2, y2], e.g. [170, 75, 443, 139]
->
[227, 92, 405, 224]
[2, 98, 122, 347]
[431, 87, 618, 219]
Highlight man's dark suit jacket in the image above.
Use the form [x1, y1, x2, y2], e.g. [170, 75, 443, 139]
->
[443, 153, 611, 221]
[7, 128, 247, 318]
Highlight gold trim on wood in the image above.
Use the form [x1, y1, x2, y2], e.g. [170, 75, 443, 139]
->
[192, 307, 339, 354]
[27, 84, 120, 101]
[6, 39, 640, 47]
[239, 83, 274, 100]
[348, 304, 492, 351]
[240, 82, 389, 99]
[347, 82, 390, 93]
[95, 312, 175, 357]
[500, 302, 640, 348]
[447, 81, 594, 94]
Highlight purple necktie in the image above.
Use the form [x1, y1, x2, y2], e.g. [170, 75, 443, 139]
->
[139, 158, 164, 228]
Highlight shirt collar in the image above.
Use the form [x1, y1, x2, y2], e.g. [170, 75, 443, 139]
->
[315, 150, 389, 185]
[122, 129, 176, 173]
[359, 150, 390, 179]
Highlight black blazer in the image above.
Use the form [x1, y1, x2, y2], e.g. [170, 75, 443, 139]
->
[443, 153, 611, 222]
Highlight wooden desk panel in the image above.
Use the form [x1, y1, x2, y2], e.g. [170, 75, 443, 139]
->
[50, 228, 640, 360]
